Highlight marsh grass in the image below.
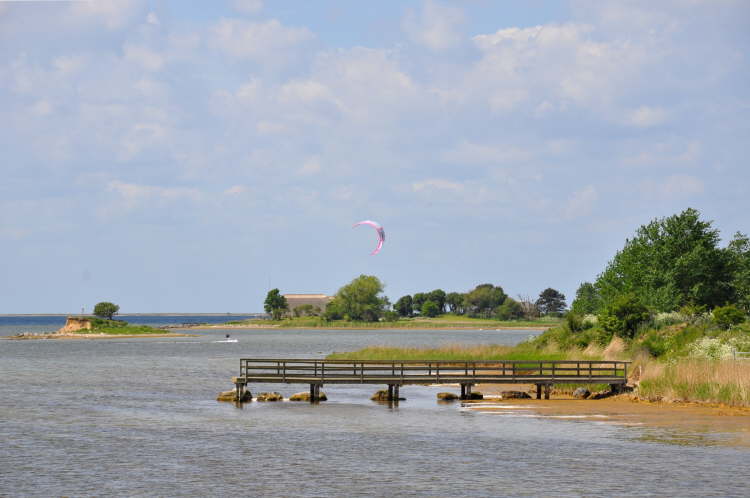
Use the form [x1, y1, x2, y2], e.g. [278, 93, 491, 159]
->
[327, 344, 570, 362]
[74, 325, 164, 335]
[639, 359, 750, 406]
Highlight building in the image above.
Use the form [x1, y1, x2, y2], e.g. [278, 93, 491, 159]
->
[282, 294, 334, 316]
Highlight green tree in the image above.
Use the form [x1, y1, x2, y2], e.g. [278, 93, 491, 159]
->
[727, 232, 750, 313]
[327, 275, 388, 322]
[536, 288, 567, 315]
[421, 300, 440, 317]
[595, 208, 734, 312]
[263, 289, 288, 321]
[93, 301, 119, 320]
[394, 295, 414, 317]
[446, 292, 465, 314]
[464, 284, 507, 318]
[597, 293, 651, 339]
[428, 289, 446, 314]
[495, 298, 523, 320]
[571, 282, 601, 315]
[412, 292, 427, 313]
[713, 304, 746, 329]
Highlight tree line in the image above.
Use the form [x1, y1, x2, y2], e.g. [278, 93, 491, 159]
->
[264, 277, 567, 323]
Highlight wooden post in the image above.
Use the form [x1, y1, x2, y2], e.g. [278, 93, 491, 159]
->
[544, 384, 551, 400]
[388, 384, 394, 401]
[536, 384, 542, 399]
[394, 385, 400, 400]
[310, 383, 315, 402]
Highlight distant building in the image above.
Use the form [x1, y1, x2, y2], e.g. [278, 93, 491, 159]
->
[283, 294, 333, 316]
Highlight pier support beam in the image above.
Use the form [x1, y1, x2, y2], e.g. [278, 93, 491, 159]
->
[536, 384, 542, 400]
[461, 384, 475, 400]
[544, 384, 551, 400]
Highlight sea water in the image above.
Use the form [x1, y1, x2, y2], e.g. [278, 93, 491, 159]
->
[0, 321, 747, 497]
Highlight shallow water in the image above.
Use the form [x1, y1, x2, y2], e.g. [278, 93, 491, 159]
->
[1, 325, 748, 497]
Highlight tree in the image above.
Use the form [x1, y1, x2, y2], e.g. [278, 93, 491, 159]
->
[394, 295, 414, 317]
[421, 300, 440, 317]
[264, 289, 288, 321]
[464, 284, 506, 318]
[93, 301, 119, 320]
[412, 293, 427, 313]
[327, 274, 388, 322]
[595, 208, 734, 312]
[293, 304, 315, 317]
[428, 289, 446, 314]
[516, 294, 540, 319]
[571, 282, 601, 315]
[727, 232, 750, 313]
[446, 292, 465, 314]
[495, 298, 524, 320]
[536, 288, 567, 315]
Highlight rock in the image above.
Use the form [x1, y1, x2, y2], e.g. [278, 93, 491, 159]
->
[437, 392, 459, 401]
[462, 392, 484, 400]
[500, 391, 530, 399]
[370, 390, 405, 401]
[289, 391, 328, 402]
[256, 392, 283, 402]
[216, 390, 252, 402]
[573, 387, 591, 399]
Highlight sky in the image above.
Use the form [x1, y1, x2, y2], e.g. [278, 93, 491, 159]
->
[1, 0, 749, 313]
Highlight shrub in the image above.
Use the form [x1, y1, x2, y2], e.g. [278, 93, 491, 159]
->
[93, 302, 119, 320]
[688, 337, 735, 360]
[382, 310, 400, 322]
[565, 312, 584, 332]
[495, 298, 524, 320]
[598, 293, 651, 339]
[641, 330, 669, 357]
[713, 304, 746, 329]
[421, 300, 440, 318]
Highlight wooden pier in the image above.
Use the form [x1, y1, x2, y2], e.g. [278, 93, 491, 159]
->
[232, 359, 630, 402]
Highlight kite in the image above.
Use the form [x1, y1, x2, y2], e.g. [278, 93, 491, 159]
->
[353, 220, 385, 255]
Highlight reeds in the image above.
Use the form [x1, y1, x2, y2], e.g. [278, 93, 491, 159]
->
[638, 359, 750, 406]
[326, 344, 568, 361]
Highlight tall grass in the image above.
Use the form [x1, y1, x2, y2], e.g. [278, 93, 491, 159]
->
[327, 344, 570, 361]
[639, 359, 750, 406]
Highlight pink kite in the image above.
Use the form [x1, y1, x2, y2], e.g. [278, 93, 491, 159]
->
[353, 220, 385, 255]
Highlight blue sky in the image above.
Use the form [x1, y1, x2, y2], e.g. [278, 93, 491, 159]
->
[1, 0, 748, 313]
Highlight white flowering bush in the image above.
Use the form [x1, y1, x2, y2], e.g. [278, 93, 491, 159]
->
[653, 312, 685, 328]
[687, 337, 735, 360]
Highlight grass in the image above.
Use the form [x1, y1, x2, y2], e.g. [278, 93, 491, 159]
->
[326, 344, 572, 362]
[638, 359, 750, 406]
[72, 324, 166, 335]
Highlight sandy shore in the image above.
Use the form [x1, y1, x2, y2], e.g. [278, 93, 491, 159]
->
[464, 383, 750, 447]
[5, 332, 195, 340]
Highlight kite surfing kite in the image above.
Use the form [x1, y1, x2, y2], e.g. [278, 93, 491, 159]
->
[353, 220, 385, 255]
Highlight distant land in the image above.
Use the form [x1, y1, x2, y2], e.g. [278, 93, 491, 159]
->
[0, 313, 265, 317]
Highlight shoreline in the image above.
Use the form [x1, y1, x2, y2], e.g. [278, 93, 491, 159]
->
[5, 332, 195, 340]
[170, 324, 553, 331]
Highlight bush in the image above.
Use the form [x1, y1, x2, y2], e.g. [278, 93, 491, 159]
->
[565, 313, 584, 332]
[713, 304, 746, 329]
[421, 300, 440, 318]
[641, 330, 670, 357]
[495, 298, 524, 320]
[382, 310, 400, 322]
[598, 293, 651, 339]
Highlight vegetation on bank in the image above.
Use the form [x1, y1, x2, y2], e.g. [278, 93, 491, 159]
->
[228, 314, 561, 329]
[69, 316, 165, 335]
[326, 344, 567, 362]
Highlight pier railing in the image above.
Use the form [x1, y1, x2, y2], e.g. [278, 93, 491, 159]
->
[237, 359, 629, 385]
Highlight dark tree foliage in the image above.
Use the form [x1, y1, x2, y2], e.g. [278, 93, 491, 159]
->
[495, 298, 524, 320]
[464, 284, 506, 318]
[394, 295, 414, 317]
[412, 293, 427, 313]
[595, 208, 735, 312]
[428, 289, 447, 314]
[536, 288, 567, 315]
[571, 282, 601, 315]
[93, 301, 119, 320]
[263, 289, 288, 320]
[446, 292, 465, 314]
[713, 304, 746, 329]
[727, 232, 750, 313]
[421, 300, 440, 317]
[598, 293, 651, 339]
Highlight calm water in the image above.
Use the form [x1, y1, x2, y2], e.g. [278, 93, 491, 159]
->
[1, 320, 747, 497]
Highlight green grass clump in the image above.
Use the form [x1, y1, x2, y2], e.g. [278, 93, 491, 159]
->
[75, 323, 164, 335]
[230, 314, 558, 329]
[326, 344, 569, 362]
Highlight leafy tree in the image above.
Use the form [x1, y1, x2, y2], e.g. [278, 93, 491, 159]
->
[394, 295, 414, 317]
[713, 304, 746, 329]
[536, 288, 567, 316]
[293, 304, 315, 317]
[327, 274, 388, 322]
[264, 289, 289, 320]
[421, 300, 440, 318]
[727, 232, 750, 313]
[597, 293, 651, 339]
[465, 284, 506, 318]
[571, 282, 601, 315]
[93, 301, 119, 320]
[495, 298, 523, 320]
[412, 293, 427, 313]
[446, 292, 465, 314]
[428, 289, 446, 314]
[595, 208, 734, 312]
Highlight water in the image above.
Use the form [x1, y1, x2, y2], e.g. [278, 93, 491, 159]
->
[1, 321, 747, 497]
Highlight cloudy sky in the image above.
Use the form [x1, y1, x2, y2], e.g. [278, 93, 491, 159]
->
[1, 0, 748, 313]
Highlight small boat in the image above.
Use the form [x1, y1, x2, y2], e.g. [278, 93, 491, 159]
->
[213, 339, 238, 343]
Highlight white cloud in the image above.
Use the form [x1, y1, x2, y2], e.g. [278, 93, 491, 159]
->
[123, 43, 164, 71]
[106, 181, 203, 211]
[298, 157, 321, 176]
[653, 175, 705, 198]
[67, 0, 145, 30]
[29, 100, 53, 116]
[402, 0, 466, 51]
[626, 106, 668, 127]
[442, 141, 532, 165]
[209, 18, 313, 61]
[563, 185, 598, 219]
[224, 185, 248, 195]
[412, 178, 464, 194]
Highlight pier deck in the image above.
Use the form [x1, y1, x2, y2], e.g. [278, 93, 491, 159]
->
[233, 359, 630, 401]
